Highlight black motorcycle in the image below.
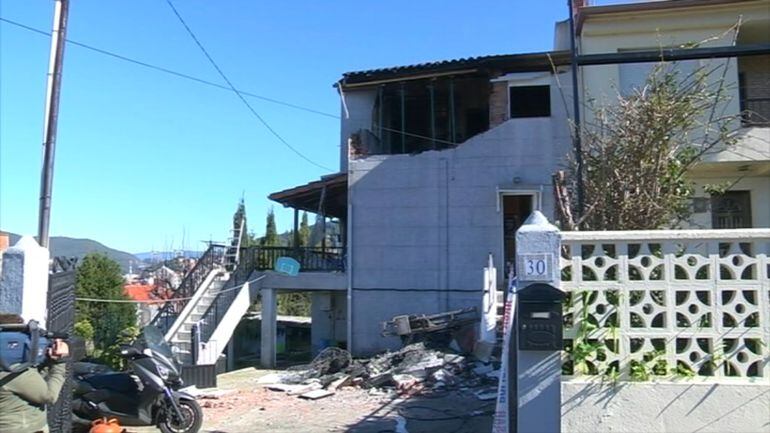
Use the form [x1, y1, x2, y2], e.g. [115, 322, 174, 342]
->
[72, 325, 203, 433]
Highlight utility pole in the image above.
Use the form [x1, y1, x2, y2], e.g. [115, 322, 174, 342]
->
[38, 0, 69, 248]
[568, 0, 585, 219]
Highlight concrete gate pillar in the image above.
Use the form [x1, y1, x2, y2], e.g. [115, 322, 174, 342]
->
[0, 236, 50, 324]
[514, 211, 563, 433]
[260, 288, 277, 368]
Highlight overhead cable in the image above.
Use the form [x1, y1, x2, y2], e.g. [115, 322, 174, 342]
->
[163, 1, 333, 170]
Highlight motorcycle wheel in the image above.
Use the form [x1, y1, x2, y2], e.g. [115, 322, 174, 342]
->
[159, 398, 203, 433]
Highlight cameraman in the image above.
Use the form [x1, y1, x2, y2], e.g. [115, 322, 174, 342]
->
[0, 313, 69, 433]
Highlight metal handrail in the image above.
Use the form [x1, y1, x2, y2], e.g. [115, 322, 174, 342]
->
[149, 244, 225, 334]
[240, 246, 345, 272]
[196, 260, 253, 345]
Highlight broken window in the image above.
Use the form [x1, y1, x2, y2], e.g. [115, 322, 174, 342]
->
[369, 76, 490, 155]
[508, 85, 551, 118]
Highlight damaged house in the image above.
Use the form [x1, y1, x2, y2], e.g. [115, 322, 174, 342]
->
[270, 0, 769, 359]
[270, 50, 575, 356]
[154, 0, 768, 375]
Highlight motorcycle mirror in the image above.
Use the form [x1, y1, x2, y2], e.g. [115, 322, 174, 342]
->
[119, 345, 141, 357]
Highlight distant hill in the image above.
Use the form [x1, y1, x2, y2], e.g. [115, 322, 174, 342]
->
[6, 233, 139, 273]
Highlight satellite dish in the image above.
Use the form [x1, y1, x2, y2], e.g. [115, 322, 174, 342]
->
[275, 257, 300, 276]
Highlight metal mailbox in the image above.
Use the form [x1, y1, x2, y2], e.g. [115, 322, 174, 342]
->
[518, 283, 566, 351]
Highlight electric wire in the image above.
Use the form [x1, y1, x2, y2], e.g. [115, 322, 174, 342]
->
[76, 274, 265, 304]
[162, 0, 333, 171]
[0, 16, 460, 149]
[0, 17, 338, 120]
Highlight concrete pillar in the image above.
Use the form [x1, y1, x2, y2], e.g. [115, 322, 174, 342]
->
[311, 292, 333, 356]
[0, 236, 50, 324]
[514, 211, 562, 433]
[260, 288, 277, 368]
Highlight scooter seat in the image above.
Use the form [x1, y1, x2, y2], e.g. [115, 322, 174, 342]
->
[74, 362, 113, 377]
[84, 373, 138, 394]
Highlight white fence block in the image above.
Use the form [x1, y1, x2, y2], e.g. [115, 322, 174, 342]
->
[561, 229, 770, 381]
[0, 236, 50, 323]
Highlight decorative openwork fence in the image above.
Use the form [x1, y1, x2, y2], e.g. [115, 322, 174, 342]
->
[560, 229, 770, 381]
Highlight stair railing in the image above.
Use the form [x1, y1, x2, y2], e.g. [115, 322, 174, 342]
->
[150, 244, 225, 334]
[195, 249, 254, 346]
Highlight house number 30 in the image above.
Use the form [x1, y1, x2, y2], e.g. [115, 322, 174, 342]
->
[519, 253, 552, 280]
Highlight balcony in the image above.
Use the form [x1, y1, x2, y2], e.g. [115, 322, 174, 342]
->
[240, 246, 345, 273]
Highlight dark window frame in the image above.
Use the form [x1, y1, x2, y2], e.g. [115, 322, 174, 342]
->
[509, 85, 551, 119]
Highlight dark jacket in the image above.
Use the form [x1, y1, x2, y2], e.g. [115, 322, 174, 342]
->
[0, 362, 66, 433]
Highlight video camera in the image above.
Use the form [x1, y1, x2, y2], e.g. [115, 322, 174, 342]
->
[0, 320, 69, 373]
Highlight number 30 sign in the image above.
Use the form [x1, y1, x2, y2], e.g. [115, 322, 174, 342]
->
[518, 253, 552, 281]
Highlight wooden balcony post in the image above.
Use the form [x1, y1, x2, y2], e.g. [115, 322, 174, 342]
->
[293, 208, 300, 251]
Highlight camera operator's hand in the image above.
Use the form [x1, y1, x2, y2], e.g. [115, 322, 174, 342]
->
[47, 339, 69, 361]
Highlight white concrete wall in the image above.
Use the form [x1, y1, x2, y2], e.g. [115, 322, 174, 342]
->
[198, 281, 251, 365]
[0, 236, 50, 324]
[310, 291, 347, 354]
[347, 77, 573, 355]
[340, 88, 378, 172]
[562, 381, 770, 433]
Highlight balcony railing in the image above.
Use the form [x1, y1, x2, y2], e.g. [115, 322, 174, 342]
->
[240, 246, 345, 273]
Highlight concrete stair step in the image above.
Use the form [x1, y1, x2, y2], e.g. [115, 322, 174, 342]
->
[172, 341, 192, 351]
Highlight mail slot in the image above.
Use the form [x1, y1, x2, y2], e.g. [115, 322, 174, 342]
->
[518, 283, 565, 351]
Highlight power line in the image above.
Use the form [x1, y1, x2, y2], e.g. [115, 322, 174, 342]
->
[0, 16, 338, 120]
[163, 0, 333, 171]
[0, 16, 461, 149]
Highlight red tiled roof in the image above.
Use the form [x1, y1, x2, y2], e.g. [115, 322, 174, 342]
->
[124, 284, 167, 303]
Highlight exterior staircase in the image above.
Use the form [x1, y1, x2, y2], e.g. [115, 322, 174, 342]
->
[153, 210, 248, 367]
[167, 275, 228, 365]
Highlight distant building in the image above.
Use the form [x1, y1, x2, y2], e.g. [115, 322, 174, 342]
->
[124, 283, 167, 326]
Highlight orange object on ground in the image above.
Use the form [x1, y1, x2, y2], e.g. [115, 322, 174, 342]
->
[89, 417, 125, 433]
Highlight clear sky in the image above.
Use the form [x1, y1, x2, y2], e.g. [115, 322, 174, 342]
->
[1, 0, 569, 254]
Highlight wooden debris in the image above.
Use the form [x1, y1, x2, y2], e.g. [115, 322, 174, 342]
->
[327, 375, 351, 391]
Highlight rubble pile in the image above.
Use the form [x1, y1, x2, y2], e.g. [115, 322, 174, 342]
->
[261, 343, 500, 401]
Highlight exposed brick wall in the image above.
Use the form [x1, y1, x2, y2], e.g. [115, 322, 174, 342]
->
[739, 55, 770, 124]
[489, 81, 509, 128]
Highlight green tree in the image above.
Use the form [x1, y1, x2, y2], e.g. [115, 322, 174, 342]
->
[299, 212, 311, 247]
[277, 293, 311, 317]
[75, 253, 136, 368]
[260, 208, 279, 247]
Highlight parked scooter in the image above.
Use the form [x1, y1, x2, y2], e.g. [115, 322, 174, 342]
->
[72, 325, 202, 433]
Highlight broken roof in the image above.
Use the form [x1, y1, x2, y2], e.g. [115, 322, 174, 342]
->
[339, 50, 570, 88]
[268, 172, 347, 219]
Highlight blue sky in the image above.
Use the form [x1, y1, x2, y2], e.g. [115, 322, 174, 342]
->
[1, 0, 568, 253]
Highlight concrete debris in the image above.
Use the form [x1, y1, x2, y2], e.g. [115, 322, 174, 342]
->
[287, 383, 323, 396]
[267, 341, 501, 401]
[474, 389, 498, 401]
[181, 386, 235, 400]
[299, 389, 335, 400]
[327, 375, 351, 391]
